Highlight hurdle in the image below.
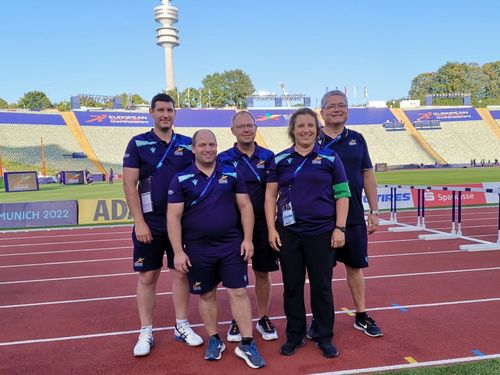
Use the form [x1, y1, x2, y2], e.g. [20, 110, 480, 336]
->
[385, 185, 426, 232]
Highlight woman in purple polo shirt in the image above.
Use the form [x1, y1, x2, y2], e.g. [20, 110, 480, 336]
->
[264, 107, 350, 358]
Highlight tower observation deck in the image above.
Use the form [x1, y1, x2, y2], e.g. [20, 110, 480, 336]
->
[154, 0, 179, 91]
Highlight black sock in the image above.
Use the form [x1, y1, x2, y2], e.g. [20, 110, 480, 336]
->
[241, 337, 253, 346]
[211, 334, 221, 341]
[356, 312, 367, 321]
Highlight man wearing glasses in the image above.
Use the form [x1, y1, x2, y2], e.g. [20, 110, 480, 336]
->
[219, 111, 279, 343]
[311, 90, 383, 338]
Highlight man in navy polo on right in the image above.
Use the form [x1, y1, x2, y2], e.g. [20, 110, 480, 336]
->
[317, 90, 383, 338]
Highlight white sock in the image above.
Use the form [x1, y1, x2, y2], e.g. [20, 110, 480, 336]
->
[140, 325, 153, 334]
[176, 318, 188, 326]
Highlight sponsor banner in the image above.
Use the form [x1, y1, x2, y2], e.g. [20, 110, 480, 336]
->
[176, 109, 235, 127]
[347, 108, 397, 125]
[78, 199, 132, 224]
[0, 111, 66, 125]
[75, 111, 154, 127]
[250, 109, 296, 127]
[404, 108, 481, 123]
[362, 187, 414, 210]
[0, 201, 77, 229]
[410, 184, 486, 207]
[482, 182, 500, 204]
[489, 110, 500, 120]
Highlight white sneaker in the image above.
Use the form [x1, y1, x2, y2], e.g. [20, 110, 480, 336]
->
[175, 321, 204, 346]
[133, 330, 154, 357]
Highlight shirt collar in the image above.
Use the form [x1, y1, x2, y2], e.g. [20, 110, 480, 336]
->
[232, 142, 259, 159]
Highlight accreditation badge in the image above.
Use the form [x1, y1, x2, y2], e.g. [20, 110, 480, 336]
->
[138, 176, 153, 213]
[282, 201, 296, 226]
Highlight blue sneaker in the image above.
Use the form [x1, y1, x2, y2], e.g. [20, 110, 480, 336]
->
[204, 336, 225, 361]
[235, 341, 266, 369]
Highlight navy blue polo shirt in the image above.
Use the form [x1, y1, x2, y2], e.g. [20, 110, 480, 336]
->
[168, 162, 248, 251]
[267, 144, 350, 237]
[319, 128, 373, 225]
[123, 130, 193, 232]
[218, 143, 274, 218]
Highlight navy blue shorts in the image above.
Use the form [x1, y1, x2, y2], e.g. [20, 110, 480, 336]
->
[252, 219, 279, 273]
[132, 228, 174, 272]
[335, 223, 368, 268]
[185, 244, 248, 295]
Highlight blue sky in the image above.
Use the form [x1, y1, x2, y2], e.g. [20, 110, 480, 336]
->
[1, 0, 498, 107]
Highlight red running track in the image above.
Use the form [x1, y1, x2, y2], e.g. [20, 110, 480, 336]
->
[1, 207, 499, 374]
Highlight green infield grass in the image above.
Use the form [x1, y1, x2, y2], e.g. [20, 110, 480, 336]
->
[384, 358, 499, 374]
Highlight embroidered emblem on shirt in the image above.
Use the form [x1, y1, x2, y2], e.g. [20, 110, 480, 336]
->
[168, 190, 174, 195]
[349, 139, 357, 146]
[174, 147, 184, 156]
[312, 156, 322, 164]
[256, 160, 266, 169]
[150, 147, 156, 153]
[218, 175, 228, 184]
[192, 179, 198, 186]
[232, 161, 239, 167]
[287, 157, 293, 164]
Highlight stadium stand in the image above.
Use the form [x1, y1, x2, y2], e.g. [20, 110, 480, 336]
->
[0, 111, 96, 174]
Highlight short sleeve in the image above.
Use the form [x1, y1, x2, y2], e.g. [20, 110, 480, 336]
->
[123, 138, 140, 169]
[168, 175, 185, 203]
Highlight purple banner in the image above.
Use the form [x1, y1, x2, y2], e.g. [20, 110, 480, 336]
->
[250, 109, 296, 127]
[404, 108, 481, 122]
[0, 111, 65, 125]
[490, 110, 500, 120]
[75, 111, 154, 127]
[0, 201, 78, 228]
[346, 108, 397, 125]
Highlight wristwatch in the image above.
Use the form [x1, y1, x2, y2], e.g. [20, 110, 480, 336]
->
[334, 225, 346, 233]
[369, 209, 380, 215]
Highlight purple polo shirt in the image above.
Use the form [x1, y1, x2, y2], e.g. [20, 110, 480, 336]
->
[218, 143, 274, 218]
[319, 128, 373, 225]
[168, 162, 248, 250]
[123, 130, 193, 232]
[267, 144, 350, 237]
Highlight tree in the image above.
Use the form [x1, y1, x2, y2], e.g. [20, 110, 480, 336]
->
[118, 93, 149, 109]
[409, 72, 434, 99]
[202, 69, 254, 108]
[56, 101, 71, 112]
[0, 98, 8, 109]
[18, 91, 52, 110]
[482, 61, 500, 99]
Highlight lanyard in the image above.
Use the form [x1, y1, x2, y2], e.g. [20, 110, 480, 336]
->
[323, 129, 348, 149]
[241, 156, 261, 184]
[156, 134, 177, 169]
[289, 156, 310, 188]
[190, 172, 216, 207]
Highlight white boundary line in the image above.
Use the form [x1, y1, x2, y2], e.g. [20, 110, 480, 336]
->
[310, 354, 500, 375]
[2, 298, 500, 346]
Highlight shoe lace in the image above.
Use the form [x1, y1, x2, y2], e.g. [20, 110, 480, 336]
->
[229, 320, 239, 334]
[365, 316, 376, 326]
[177, 321, 194, 338]
[260, 315, 273, 331]
[138, 330, 152, 342]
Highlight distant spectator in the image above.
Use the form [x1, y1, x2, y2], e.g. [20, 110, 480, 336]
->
[85, 169, 93, 185]
[109, 168, 114, 184]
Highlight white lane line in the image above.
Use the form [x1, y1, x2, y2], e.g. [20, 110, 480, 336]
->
[310, 354, 500, 375]
[0, 257, 129, 268]
[2, 298, 500, 346]
[0, 246, 131, 257]
[2, 266, 499, 285]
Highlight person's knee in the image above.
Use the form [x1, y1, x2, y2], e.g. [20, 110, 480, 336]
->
[227, 287, 248, 300]
[254, 270, 270, 283]
[200, 288, 217, 302]
[138, 270, 160, 287]
[171, 269, 188, 282]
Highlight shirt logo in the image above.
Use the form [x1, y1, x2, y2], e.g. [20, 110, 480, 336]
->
[193, 281, 202, 291]
[312, 156, 322, 164]
[168, 190, 174, 195]
[232, 161, 239, 167]
[218, 175, 228, 184]
[123, 153, 130, 158]
[287, 157, 293, 164]
[349, 139, 357, 146]
[192, 179, 198, 186]
[256, 160, 266, 169]
[150, 147, 156, 153]
[174, 147, 184, 156]
[134, 257, 144, 268]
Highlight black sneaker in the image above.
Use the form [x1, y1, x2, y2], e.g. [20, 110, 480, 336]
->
[280, 338, 305, 356]
[354, 315, 383, 337]
[315, 342, 339, 358]
[227, 319, 241, 342]
[256, 315, 278, 341]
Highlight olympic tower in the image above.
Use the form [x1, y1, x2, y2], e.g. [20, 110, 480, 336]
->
[154, 0, 179, 91]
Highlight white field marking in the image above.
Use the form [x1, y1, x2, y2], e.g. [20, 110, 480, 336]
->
[2, 266, 499, 286]
[309, 354, 500, 375]
[0, 238, 129, 248]
[0, 257, 129, 269]
[2, 268, 500, 308]
[0, 231, 131, 241]
[2, 298, 500, 347]
[0, 246, 131, 257]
